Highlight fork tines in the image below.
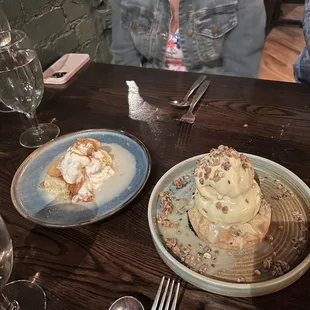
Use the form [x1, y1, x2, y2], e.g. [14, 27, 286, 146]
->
[176, 122, 192, 150]
[151, 276, 180, 310]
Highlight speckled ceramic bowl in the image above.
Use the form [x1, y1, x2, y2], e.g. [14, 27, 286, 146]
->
[148, 154, 310, 297]
[11, 129, 151, 228]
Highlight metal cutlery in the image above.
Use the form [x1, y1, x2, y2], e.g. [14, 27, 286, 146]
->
[179, 79, 211, 124]
[169, 75, 207, 108]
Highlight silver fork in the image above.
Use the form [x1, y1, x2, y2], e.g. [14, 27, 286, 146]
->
[151, 277, 180, 310]
[176, 121, 192, 150]
[180, 79, 211, 124]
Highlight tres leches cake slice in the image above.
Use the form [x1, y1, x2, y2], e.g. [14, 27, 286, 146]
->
[41, 138, 114, 203]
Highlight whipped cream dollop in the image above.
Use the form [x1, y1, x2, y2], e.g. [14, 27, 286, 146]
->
[194, 145, 261, 226]
[60, 138, 114, 203]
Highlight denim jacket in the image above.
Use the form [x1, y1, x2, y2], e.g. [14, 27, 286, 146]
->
[294, 0, 310, 83]
[111, 0, 266, 78]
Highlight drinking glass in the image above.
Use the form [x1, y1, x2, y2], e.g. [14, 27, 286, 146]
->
[0, 33, 60, 148]
[0, 30, 31, 114]
[0, 8, 10, 44]
[0, 214, 46, 310]
[0, 7, 12, 113]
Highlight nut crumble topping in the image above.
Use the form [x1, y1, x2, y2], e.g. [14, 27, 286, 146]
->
[173, 177, 188, 189]
[222, 206, 229, 214]
[216, 202, 222, 210]
[260, 256, 291, 277]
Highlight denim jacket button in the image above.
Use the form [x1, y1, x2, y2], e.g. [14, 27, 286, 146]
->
[187, 28, 193, 37]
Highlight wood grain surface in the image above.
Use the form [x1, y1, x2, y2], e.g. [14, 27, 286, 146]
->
[0, 63, 309, 310]
[260, 4, 305, 83]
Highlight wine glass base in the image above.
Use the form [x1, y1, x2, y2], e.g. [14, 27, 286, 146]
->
[0, 102, 14, 113]
[2, 280, 46, 310]
[19, 123, 60, 148]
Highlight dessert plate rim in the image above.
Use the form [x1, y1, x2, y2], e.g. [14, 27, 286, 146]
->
[148, 153, 310, 297]
[11, 128, 151, 228]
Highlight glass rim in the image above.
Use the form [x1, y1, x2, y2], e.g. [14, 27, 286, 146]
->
[0, 48, 37, 73]
[0, 29, 29, 49]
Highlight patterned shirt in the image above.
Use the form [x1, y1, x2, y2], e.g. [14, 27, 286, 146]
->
[164, 29, 187, 72]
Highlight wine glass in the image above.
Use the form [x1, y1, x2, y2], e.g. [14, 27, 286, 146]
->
[0, 29, 33, 115]
[0, 32, 60, 148]
[0, 213, 46, 310]
[0, 7, 13, 113]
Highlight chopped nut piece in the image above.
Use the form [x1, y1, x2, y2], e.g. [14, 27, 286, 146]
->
[216, 202, 222, 210]
[203, 245, 212, 252]
[271, 260, 290, 277]
[222, 206, 229, 214]
[204, 167, 212, 179]
[173, 178, 188, 189]
[263, 257, 273, 271]
[157, 215, 179, 229]
[160, 193, 174, 216]
[203, 252, 212, 259]
[221, 161, 232, 171]
[292, 211, 304, 222]
[212, 158, 220, 166]
[165, 238, 177, 249]
[184, 255, 192, 265]
[172, 245, 181, 255]
[199, 264, 209, 274]
[213, 169, 225, 182]
[183, 173, 193, 179]
[254, 269, 261, 276]
[231, 151, 239, 159]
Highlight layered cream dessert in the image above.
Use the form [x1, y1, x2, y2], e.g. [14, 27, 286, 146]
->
[41, 138, 114, 203]
[188, 145, 271, 250]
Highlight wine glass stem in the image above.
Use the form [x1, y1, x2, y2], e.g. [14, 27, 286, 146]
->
[25, 111, 43, 135]
[0, 294, 19, 310]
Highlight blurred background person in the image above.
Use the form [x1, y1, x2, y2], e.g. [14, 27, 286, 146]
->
[111, 0, 266, 78]
[294, 0, 310, 83]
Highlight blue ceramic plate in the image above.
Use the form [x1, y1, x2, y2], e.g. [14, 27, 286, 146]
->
[11, 129, 151, 227]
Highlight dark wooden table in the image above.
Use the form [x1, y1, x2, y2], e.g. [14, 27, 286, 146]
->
[0, 63, 309, 310]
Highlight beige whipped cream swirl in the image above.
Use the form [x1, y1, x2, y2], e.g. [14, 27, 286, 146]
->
[194, 145, 261, 225]
[60, 138, 114, 203]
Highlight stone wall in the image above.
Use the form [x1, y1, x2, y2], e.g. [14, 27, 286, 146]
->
[0, 0, 112, 69]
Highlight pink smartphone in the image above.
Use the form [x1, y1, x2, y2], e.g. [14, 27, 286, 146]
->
[43, 53, 90, 85]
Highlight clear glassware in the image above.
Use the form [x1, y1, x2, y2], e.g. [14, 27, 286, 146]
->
[0, 31, 60, 148]
[0, 7, 12, 113]
[0, 30, 34, 114]
[0, 8, 11, 47]
[0, 214, 46, 310]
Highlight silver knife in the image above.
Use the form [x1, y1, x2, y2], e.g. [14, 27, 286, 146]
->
[187, 79, 211, 114]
